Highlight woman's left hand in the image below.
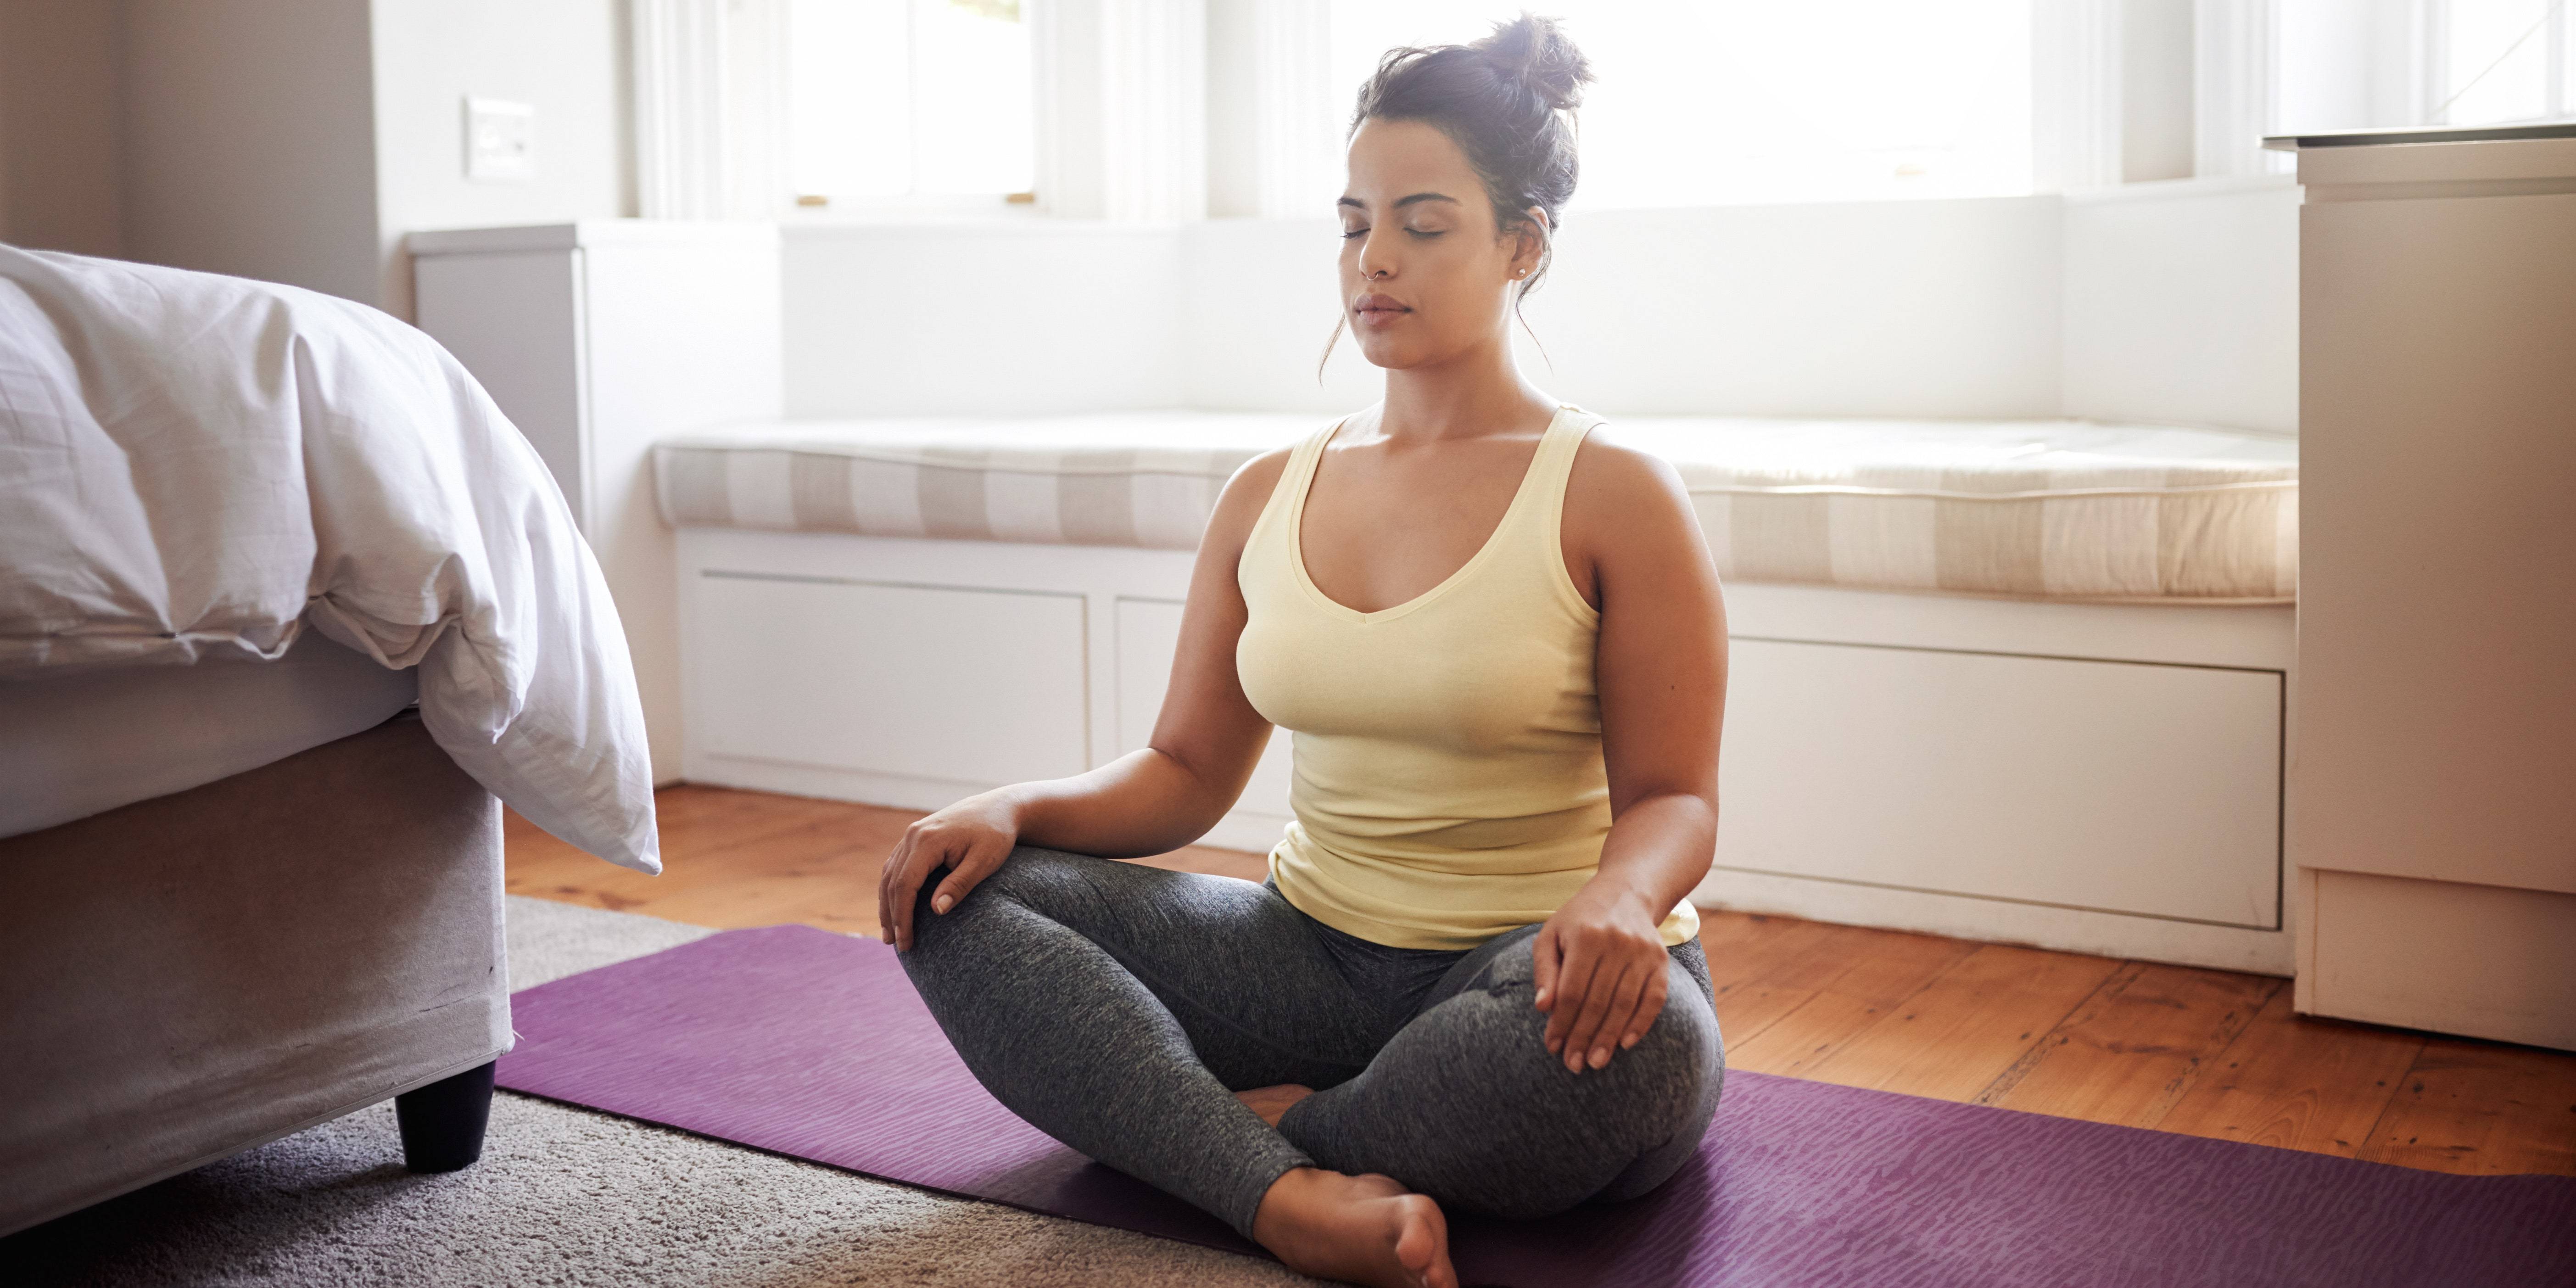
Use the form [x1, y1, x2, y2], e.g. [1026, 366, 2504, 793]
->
[1531, 882, 1671, 1075]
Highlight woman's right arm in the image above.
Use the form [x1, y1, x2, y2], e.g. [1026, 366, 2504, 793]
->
[875, 448, 1294, 949]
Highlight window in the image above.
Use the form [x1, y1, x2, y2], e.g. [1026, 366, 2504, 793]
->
[679, 0, 2570, 226]
[1326, 0, 2036, 210]
[788, 0, 1036, 204]
[2273, 0, 2575, 139]
[2431, 0, 2572, 126]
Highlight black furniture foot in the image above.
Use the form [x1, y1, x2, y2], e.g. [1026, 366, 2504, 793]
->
[395, 1060, 496, 1172]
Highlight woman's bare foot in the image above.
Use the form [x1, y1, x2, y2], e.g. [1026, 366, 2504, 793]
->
[1234, 1083, 1315, 1128]
[1251, 1167, 1455, 1288]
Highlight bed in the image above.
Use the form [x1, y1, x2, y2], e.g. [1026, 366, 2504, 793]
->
[0, 245, 657, 1235]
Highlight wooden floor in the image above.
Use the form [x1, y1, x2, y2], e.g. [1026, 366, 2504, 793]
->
[507, 784, 2576, 1179]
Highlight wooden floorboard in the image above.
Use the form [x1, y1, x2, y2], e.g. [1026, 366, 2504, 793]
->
[2157, 987, 2424, 1159]
[1973, 961, 2280, 1129]
[507, 784, 2576, 1178]
[2358, 1038, 2576, 1176]
[1794, 942, 2123, 1103]
[1720, 930, 1983, 1081]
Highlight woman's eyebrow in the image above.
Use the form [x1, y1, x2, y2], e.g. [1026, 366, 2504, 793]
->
[1335, 192, 1463, 210]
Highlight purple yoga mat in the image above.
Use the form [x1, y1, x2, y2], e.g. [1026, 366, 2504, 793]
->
[497, 924, 2576, 1287]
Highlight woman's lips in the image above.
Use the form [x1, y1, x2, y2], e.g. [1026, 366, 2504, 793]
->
[1352, 294, 1411, 326]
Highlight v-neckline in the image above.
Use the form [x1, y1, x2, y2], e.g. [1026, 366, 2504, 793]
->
[1288, 405, 1570, 624]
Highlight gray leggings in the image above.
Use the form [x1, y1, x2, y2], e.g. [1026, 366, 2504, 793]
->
[899, 846, 1725, 1241]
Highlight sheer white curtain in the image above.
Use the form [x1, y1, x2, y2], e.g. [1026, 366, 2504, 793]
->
[631, 0, 788, 219]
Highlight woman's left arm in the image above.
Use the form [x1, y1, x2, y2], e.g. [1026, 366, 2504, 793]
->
[1533, 436, 1728, 1075]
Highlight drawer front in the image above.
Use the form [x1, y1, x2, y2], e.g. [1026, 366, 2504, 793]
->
[1719, 638, 2282, 927]
[693, 575, 1090, 786]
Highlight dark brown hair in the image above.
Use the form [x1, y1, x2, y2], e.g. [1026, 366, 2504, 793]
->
[1350, 12, 1593, 295]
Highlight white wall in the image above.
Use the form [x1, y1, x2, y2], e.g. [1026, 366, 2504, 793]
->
[783, 223, 1187, 416]
[6, 0, 629, 318]
[1178, 199, 2069, 418]
[782, 181, 2293, 431]
[2062, 175, 2299, 435]
[369, 0, 634, 319]
[788, 195, 2072, 422]
[119, 0, 383, 307]
[1178, 217, 1379, 411]
[0, 0, 126, 257]
[1514, 198, 2066, 420]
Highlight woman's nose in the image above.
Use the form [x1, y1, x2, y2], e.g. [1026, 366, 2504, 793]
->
[1357, 235, 1395, 280]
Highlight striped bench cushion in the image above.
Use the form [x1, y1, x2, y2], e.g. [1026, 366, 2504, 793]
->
[655, 412, 2297, 604]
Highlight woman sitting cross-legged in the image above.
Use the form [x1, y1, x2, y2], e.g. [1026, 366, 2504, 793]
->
[878, 17, 1728, 1288]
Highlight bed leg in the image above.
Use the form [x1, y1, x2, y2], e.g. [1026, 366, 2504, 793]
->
[395, 1060, 497, 1172]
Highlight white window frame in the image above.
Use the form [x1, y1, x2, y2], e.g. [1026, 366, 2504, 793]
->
[632, 0, 1209, 223]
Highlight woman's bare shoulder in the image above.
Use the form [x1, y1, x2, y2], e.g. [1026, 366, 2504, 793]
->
[1566, 426, 1694, 526]
[1562, 425, 1711, 587]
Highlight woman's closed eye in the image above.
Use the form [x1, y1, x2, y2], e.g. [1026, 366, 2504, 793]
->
[1341, 225, 1369, 241]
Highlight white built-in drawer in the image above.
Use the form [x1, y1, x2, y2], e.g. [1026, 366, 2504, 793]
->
[1114, 597, 1295, 821]
[1718, 638, 2282, 928]
[691, 574, 1090, 787]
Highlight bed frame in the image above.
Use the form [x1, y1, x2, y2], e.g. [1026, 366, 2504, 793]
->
[674, 528, 2296, 975]
[0, 713, 509, 1236]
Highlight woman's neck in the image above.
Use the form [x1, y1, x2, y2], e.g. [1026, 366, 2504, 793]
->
[1377, 333, 1555, 443]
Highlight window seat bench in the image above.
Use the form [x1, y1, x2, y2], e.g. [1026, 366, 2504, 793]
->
[654, 411, 2297, 603]
[657, 412, 2298, 974]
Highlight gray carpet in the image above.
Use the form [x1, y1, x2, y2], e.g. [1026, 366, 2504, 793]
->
[2, 897, 1316, 1287]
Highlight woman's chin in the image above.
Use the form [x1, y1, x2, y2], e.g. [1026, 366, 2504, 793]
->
[1353, 338, 1430, 372]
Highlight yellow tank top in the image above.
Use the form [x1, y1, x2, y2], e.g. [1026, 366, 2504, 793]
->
[1236, 404, 1700, 951]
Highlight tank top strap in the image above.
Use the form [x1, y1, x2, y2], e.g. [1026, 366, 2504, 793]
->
[1524, 405, 1601, 536]
[1510, 405, 1603, 622]
[1257, 414, 1350, 542]
[1292, 414, 1349, 481]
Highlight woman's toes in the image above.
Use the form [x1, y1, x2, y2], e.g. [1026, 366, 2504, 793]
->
[1390, 1191, 1453, 1288]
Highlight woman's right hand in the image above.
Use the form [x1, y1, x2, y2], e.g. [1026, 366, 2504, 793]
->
[877, 790, 1023, 951]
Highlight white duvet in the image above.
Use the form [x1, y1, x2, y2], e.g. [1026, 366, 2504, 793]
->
[0, 245, 659, 873]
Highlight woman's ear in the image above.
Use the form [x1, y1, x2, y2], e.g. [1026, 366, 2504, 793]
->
[1512, 206, 1551, 281]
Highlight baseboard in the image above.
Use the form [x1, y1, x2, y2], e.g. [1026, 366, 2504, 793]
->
[1692, 868, 2295, 976]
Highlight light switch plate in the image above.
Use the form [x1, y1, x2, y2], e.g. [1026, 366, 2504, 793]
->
[465, 97, 535, 181]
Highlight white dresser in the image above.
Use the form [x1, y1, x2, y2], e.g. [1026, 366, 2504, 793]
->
[410, 222, 784, 783]
[2274, 123, 2576, 1050]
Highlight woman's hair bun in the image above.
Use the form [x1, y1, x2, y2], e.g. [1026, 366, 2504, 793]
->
[1348, 9, 1591, 291]
[1471, 12, 1592, 114]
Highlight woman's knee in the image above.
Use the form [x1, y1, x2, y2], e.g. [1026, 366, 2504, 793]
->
[905, 845, 1126, 961]
[913, 844, 1080, 912]
[906, 845, 1050, 952]
[1471, 937, 1722, 1078]
[1561, 965, 1720, 1115]
[1486, 954, 1723, 1196]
